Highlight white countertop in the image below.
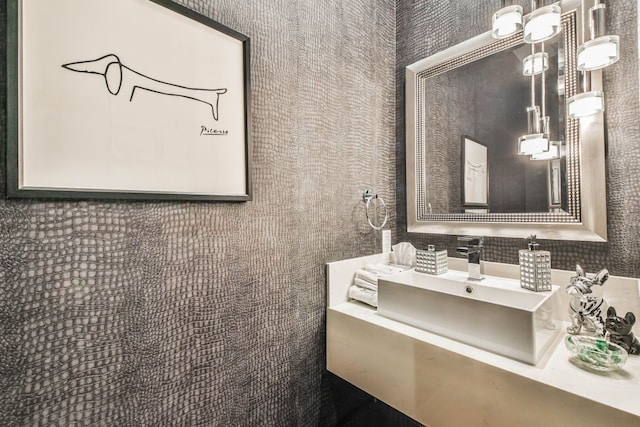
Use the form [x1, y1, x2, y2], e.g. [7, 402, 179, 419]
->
[331, 300, 640, 418]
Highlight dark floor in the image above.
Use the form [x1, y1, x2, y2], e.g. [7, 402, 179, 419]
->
[319, 371, 424, 427]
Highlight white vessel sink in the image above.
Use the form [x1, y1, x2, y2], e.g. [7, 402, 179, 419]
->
[377, 269, 561, 365]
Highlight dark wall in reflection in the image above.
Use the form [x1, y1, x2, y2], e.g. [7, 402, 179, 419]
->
[423, 43, 558, 214]
[467, 48, 534, 213]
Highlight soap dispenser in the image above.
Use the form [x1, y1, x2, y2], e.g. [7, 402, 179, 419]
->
[519, 235, 551, 292]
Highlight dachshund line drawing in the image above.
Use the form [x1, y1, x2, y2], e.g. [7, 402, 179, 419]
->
[62, 54, 227, 121]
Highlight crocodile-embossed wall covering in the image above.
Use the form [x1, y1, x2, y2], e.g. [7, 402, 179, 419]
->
[397, 0, 640, 278]
[0, 0, 404, 425]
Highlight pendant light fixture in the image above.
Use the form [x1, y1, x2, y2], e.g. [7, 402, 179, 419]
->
[568, 0, 618, 119]
[531, 141, 561, 160]
[523, 52, 549, 76]
[518, 75, 549, 155]
[578, 35, 620, 71]
[567, 90, 605, 118]
[519, 129, 549, 155]
[529, 44, 563, 160]
[487, 1, 621, 152]
[492, 0, 561, 43]
[492, 3, 524, 39]
[577, 2, 619, 71]
[518, 33, 550, 156]
[523, 3, 561, 44]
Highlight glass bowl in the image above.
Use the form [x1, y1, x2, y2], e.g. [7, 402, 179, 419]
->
[565, 335, 628, 372]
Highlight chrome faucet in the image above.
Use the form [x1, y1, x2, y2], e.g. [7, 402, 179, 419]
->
[456, 236, 484, 280]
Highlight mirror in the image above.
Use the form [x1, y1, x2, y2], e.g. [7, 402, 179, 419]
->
[426, 43, 565, 214]
[406, 0, 607, 241]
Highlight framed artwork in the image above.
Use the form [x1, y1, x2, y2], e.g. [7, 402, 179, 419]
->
[5, 0, 251, 201]
[461, 135, 488, 208]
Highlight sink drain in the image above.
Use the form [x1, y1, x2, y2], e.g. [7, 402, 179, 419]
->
[465, 285, 474, 294]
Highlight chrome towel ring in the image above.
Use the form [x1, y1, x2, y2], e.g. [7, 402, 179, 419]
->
[363, 189, 388, 230]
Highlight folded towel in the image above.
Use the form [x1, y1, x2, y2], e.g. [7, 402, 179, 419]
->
[348, 285, 378, 308]
[365, 263, 404, 276]
[354, 277, 377, 291]
[349, 264, 406, 308]
[355, 269, 380, 285]
[355, 265, 403, 284]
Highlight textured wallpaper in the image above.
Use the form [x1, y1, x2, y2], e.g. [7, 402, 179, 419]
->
[397, 0, 640, 278]
[5, 1, 636, 425]
[0, 0, 407, 425]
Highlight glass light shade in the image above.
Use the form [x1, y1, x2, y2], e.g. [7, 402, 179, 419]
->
[524, 5, 561, 43]
[531, 142, 561, 160]
[577, 35, 620, 71]
[567, 91, 605, 119]
[523, 52, 549, 76]
[492, 5, 524, 39]
[518, 134, 549, 155]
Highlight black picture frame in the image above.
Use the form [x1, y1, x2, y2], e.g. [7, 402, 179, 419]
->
[5, 0, 252, 201]
[461, 135, 489, 208]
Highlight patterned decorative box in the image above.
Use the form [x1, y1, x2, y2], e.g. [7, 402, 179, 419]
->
[416, 245, 448, 275]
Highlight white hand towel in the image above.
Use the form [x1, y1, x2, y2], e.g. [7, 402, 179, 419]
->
[354, 277, 377, 291]
[348, 285, 378, 308]
[365, 263, 404, 276]
[355, 269, 380, 285]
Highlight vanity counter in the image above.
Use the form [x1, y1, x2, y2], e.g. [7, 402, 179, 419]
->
[326, 254, 640, 427]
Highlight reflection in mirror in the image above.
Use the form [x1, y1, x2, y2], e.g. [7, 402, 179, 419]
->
[406, 0, 607, 241]
[423, 40, 567, 215]
[461, 136, 489, 209]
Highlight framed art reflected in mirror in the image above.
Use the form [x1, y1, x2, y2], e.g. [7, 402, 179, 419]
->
[461, 136, 488, 208]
